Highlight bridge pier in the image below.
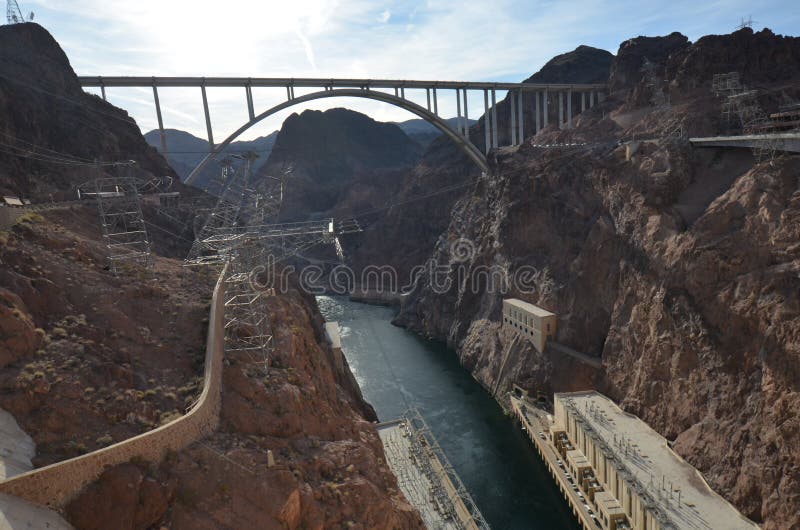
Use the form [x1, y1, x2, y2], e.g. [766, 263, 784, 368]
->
[544, 89, 549, 129]
[456, 89, 462, 136]
[566, 89, 572, 129]
[151, 85, 168, 157]
[491, 89, 498, 149]
[535, 91, 541, 134]
[426, 88, 431, 112]
[590, 90, 595, 108]
[558, 91, 564, 129]
[581, 92, 586, 112]
[510, 91, 517, 145]
[201, 85, 214, 151]
[517, 89, 524, 142]
[245, 84, 255, 121]
[483, 89, 491, 153]
[433, 87, 438, 115]
[463, 88, 469, 137]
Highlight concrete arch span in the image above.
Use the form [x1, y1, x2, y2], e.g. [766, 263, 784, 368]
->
[185, 88, 488, 185]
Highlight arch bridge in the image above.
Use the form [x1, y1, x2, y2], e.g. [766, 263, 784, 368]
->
[78, 76, 607, 180]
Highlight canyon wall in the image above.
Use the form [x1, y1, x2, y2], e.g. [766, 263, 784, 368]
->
[397, 29, 800, 529]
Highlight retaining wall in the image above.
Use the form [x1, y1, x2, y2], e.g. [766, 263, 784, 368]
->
[0, 265, 227, 508]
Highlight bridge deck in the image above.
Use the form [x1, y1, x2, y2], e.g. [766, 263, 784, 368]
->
[78, 76, 607, 91]
[690, 132, 800, 153]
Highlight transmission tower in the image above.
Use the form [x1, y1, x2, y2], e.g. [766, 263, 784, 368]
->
[6, 0, 32, 24]
[81, 166, 153, 275]
[186, 154, 260, 266]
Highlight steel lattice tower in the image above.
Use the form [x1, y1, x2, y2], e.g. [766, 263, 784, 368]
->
[91, 172, 153, 274]
[6, 0, 24, 24]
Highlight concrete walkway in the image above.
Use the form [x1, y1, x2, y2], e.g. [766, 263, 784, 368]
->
[0, 410, 73, 529]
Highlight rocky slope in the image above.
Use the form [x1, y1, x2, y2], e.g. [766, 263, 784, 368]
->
[0, 207, 215, 467]
[396, 28, 800, 529]
[65, 275, 422, 530]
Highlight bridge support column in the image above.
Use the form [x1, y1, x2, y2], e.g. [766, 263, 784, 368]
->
[491, 89, 498, 148]
[598, 91, 605, 103]
[426, 88, 431, 112]
[152, 85, 168, 157]
[510, 90, 517, 145]
[590, 91, 595, 108]
[401, 87, 405, 99]
[463, 88, 469, 138]
[581, 92, 586, 112]
[558, 91, 564, 129]
[544, 89, 549, 129]
[246, 85, 255, 121]
[433, 87, 438, 116]
[483, 89, 491, 154]
[535, 91, 541, 134]
[100, 84, 107, 101]
[456, 89, 463, 136]
[517, 89, 524, 142]
[567, 89, 572, 129]
[201, 85, 214, 151]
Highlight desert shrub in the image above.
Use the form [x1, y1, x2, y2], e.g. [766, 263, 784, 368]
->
[15, 212, 44, 226]
[95, 434, 113, 446]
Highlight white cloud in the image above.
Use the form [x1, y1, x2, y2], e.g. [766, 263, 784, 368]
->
[379, 9, 391, 23]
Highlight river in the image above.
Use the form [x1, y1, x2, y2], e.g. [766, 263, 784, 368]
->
[317, 295, 579, 530]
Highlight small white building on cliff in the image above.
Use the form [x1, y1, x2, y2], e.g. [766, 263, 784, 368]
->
[502, 298, 557, 352]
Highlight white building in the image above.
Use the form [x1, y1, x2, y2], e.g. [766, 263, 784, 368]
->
[550, 391, 759, 530]
[502, 298, 557, 352]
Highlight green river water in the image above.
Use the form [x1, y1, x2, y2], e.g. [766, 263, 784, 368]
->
[317, 295, 579, 530]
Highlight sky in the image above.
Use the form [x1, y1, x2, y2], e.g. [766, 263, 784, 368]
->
[23, 0, 800, 143]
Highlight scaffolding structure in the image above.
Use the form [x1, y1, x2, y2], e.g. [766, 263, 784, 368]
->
[87, 174, 153, 274]
[712, 72, 780, 162]
[641, 58, 668, 108]
[400, 409, 491, 530]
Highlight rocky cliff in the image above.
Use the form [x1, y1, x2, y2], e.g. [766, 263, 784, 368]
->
[0, 23, 182, 201]
[396, 29, 800, 529]
[259, 108, 422, 222]
[350, 44, 615, 281]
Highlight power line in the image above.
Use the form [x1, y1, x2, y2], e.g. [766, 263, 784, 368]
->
[0, 72, 138, 127]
